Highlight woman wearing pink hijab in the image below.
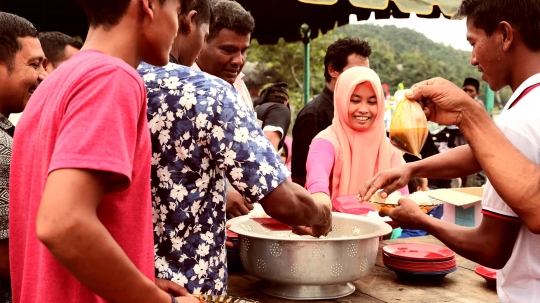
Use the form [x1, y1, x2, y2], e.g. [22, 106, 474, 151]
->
[305, 66, 408, 210]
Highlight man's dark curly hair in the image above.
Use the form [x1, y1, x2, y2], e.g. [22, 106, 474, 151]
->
[38, 32, 83, 68]
[454, 0, 540, 51]
[0, 12, 38, 74]
[207, 0, 254, 42]
[324, 37, 371, 83]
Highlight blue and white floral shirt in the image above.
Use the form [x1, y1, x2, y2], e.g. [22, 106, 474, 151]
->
[138, 62, 288, 295]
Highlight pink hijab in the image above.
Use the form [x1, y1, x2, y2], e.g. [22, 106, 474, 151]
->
[315, 66, 404, 200]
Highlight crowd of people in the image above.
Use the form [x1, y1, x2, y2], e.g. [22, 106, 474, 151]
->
[0, 0, 539, 302]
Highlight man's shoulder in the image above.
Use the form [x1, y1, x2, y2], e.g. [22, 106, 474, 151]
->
[138, 62, 233, 92]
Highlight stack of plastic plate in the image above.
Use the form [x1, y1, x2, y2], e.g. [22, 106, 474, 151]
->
[383, 243, 457, 281]
[475, 266, 496, 288]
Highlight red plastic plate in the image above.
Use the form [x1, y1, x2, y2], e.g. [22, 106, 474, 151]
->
[475, 266, 496, 280]
[383, 243, 455, 261]
[250, 218, 292, 231]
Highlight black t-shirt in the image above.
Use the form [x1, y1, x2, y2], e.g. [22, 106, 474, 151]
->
[291, 86, 334, 181]
[255, 102, 291, 150]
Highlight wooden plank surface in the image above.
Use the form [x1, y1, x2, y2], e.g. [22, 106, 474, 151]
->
[227, 236, 498, 302]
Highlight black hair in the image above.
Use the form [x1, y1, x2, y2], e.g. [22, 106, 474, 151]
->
[256, 82, 289, 107]
[75, 0, 167, 29]
[324, 37, 372, 83]
[38, 32, 83, 68]
[454, 0, 540, 51]
[408, 178, 424, 194]
[463, 77, 480, 92]
[207, 0, 254, 42]
[0, 12, 38, 73]
[182, 0, 211, 25]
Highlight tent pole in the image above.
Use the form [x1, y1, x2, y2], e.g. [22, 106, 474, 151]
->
[485, 85, 494, 117]
[301, 24, 311, 105]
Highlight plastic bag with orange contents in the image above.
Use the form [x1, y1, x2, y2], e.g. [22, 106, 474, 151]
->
[389, 98, 428, 158]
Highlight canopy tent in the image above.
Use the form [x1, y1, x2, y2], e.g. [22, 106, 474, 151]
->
[235, 0, 462, 103]
[237, 0, 462, 45]
[0, 0, 466, 104]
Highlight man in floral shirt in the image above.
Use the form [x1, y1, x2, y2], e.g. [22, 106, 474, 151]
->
[138, 63, 331, 295]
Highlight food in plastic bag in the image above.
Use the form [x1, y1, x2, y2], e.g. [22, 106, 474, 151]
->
[389, 98, 428, 157]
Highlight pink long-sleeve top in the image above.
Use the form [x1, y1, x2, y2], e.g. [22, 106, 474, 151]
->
[305, 138, 409, 197]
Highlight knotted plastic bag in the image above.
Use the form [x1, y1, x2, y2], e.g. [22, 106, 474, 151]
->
[389, 98, 428, 158]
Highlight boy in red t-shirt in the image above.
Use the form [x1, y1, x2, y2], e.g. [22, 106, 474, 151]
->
[9, 1, 199, 303]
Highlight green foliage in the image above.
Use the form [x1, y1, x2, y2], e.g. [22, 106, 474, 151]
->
[247, 23, 510, 122]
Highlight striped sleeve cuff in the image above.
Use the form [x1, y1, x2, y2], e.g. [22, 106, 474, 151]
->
[482, 209, 522, 223]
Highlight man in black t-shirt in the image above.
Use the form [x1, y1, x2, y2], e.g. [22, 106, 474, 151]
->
[254, 82, 290, 151]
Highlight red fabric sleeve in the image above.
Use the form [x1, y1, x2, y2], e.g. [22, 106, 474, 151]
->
[49, 66, 144, 190]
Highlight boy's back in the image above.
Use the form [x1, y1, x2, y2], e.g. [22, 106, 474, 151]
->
[10, 50, 153, 302]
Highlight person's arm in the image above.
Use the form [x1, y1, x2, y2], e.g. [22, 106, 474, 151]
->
[291, 113, 319, 187]
[381, 198, 521, 269]
[305, 138, 334, 196]
[260, 104, 291, 152]
[406, 78, 540, 233]
[213, 88, 331, 237]
[226, 189, 254, 219]
[259, 180, 331, 237]
[263, 130, 281, 151]
[360, 145, 481, 201]
[36, 169, 190, 303]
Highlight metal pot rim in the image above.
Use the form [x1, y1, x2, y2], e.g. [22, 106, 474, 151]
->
[228, 212, 392, 241]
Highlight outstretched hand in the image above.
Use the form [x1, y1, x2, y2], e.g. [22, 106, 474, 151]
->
[359, 166, 412, 202]
[292, 203, 332, 238]
[379, 198, 428, 230]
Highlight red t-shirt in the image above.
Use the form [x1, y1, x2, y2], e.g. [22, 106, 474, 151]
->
[9, 50, 154, 302]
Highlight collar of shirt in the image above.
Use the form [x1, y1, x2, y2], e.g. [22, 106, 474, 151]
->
[504, 73, 540, 111]
[0, 114, 14, 137]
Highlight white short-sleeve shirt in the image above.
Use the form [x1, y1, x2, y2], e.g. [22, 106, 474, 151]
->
[481, 73, 540, 303]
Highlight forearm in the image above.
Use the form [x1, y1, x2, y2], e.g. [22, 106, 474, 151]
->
[39, 215, 170, 303]
[420, 216, 510, 269]
[460, 106, 540, 231]
[260, 181, 327, 227]
[408, 145, 481, 179]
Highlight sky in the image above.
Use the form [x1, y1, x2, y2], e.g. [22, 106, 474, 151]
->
[349, 12, 471, 51]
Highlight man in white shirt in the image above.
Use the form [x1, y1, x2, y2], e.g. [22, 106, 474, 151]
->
[360, 1, 540, 302]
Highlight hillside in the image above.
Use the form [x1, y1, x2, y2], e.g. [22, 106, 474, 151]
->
[247, 23, 509, 113]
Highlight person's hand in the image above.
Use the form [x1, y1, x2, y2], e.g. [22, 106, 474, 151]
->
[379, 198, 428, 230]
[359, 166, 412, 202]
[155, 278, 190, 297]
[225, 223, 235, 249]
[311, 192, 332, 209]
[226, 190, 254, 219]
[292, 200, 332, 238]
[175, 296, 202, 303]
[406, 77, 479, 126]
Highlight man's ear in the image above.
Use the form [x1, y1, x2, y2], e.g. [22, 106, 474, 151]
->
[179, 10, 197, 34]
[328, 64, 340, 79]
[499, 21, 514, 52]
[141, 0, 155, 21]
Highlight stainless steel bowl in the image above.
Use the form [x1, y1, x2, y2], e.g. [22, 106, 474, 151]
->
[228, 213, 392, 300]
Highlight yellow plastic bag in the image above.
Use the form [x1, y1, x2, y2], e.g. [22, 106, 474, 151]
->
[389, 98, 428, 158]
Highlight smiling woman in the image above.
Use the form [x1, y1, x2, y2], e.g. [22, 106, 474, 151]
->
[304, 66, 408, 211]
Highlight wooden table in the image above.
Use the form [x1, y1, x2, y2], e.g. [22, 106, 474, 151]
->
[227, 236, 498, 302]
